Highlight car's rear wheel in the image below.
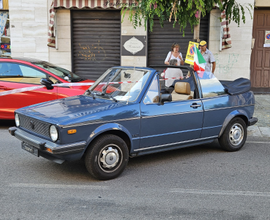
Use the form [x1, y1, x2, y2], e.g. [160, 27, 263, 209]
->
[218, 117, 247, 152]
[85, 134, 129, 180]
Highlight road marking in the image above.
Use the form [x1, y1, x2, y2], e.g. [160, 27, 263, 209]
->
[9, 183, 108, 190]
[170, 188, 270, 197]
[9, 183, 270, 198]
[246, 141, 270, 144]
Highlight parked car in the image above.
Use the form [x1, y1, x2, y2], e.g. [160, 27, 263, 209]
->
[0, 57, 94, 119]
[9, 66, 258, 180]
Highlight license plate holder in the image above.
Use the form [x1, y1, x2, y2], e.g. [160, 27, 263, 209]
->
[21, 142, 39, 157]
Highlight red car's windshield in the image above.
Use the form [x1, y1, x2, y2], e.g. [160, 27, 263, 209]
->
[35, 62, 84, 82]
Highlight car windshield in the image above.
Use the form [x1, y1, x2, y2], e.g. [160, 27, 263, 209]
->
[35, 62, 84, 82]
[87, 68, 151, 102]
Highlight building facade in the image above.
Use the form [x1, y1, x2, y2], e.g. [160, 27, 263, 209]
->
[2, 0, 270, 88]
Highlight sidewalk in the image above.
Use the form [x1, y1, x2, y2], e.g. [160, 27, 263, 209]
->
[247, 94, 270, 138]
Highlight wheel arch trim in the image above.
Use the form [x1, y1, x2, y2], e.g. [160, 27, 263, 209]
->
[85, 123, 133, 152]
[218, 110, 248, 138]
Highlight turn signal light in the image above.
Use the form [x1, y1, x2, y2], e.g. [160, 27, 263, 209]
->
[46, 148, 52, 153]
[68, 129, 77, 134]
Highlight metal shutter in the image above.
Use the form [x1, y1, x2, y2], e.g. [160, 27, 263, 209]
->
[148, 15, 209, 71]
[147, 19, 193, 72]
[71, 10, 121, 80]
[199, 13, 210, 43]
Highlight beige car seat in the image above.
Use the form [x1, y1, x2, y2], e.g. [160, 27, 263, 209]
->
[171, 82, 193, 101]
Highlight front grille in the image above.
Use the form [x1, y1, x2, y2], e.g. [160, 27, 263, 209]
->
[19, 115, 50, 138]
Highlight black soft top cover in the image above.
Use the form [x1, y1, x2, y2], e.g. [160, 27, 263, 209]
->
[221, 78, 251, 95]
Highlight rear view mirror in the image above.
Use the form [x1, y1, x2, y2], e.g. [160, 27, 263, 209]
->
[40, 78, 54, 90]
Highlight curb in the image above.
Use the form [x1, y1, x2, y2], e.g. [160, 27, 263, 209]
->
[247, 126, 270, 138]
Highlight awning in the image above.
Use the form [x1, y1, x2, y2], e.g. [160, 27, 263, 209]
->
[220, 10, 232, 50]
[47, 0, 136, 48]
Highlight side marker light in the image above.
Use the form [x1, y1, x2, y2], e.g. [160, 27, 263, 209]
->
[68, 129, 77, 134]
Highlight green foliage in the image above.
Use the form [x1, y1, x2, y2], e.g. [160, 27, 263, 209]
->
[121, 0, 253, 33]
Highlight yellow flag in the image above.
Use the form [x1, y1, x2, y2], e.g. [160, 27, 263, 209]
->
[185, 41, 199, 65]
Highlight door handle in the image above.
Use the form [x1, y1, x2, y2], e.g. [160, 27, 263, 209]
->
[190, 103, 201, 108]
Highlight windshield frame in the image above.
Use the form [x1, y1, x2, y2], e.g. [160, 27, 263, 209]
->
[87, 67, 152, 103]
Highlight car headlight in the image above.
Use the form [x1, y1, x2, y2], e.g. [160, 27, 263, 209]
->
[15, 114, 20, 127]
[50, 125, 58, 142]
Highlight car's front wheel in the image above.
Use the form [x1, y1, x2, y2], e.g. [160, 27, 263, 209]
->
[85, 134, 129, 180]
[218, 117, 247, 152]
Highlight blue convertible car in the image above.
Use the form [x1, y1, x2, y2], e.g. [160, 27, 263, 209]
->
[9, 66, 257, 180]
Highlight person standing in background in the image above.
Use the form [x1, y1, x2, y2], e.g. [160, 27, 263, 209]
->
[164, 43, 185, 66]
[199, 40, 216, 74]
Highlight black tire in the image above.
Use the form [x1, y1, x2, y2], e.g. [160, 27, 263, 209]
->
[218, 117, 247, 152]
[85, 134, 129, 180]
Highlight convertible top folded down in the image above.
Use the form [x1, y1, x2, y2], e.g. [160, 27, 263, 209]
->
[221, 78, 251, 95]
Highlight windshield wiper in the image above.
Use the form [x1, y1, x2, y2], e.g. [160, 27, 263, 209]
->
[108, 94, 117, 102]
[85, 90, 96, 99]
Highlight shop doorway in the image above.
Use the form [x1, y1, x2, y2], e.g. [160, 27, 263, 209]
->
[71, 10, 121, 80]
[251, 9, 270, 89]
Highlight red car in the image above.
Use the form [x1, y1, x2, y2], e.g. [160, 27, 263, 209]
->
[0, 57, 94, 119]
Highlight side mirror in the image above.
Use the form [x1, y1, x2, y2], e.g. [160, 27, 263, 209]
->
[40, 78, 54, 90]
[160, 93, 172, 104]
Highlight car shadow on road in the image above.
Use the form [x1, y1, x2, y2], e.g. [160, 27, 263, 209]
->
[11, 139, 227, 182]
[127, 140, 223, 168]
[0, 120, 15, 128]
[38, 140, 225, 182]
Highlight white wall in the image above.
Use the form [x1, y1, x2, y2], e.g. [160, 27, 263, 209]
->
[9, 0, 49, 61]
[48, 9, 71, 71]
[209, 0, 254, 80]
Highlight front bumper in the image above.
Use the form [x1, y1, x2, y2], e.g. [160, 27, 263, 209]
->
[248, 117, 258, 126]
[9, 127, 86, 163]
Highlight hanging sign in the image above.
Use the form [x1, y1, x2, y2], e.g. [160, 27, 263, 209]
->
[185, 41, 199, 65]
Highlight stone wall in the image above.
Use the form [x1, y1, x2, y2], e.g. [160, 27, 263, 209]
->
[48, 9, 71, 71]
[208, 0, 254, 80]
[9, 0, 49, 61]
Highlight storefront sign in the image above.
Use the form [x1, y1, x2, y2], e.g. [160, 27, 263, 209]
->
[264, 31, 270, 47]
[185, 41, 199, 65]
[103, 0, 137, 7]
[122, 36, 146, 56]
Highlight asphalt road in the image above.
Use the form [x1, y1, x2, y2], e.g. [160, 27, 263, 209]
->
[1, 120, 270, 220]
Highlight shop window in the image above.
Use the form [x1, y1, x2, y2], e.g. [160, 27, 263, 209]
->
[0, 11, 10, 57]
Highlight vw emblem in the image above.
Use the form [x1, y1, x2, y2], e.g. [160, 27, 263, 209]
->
[30, 121, 35, 130]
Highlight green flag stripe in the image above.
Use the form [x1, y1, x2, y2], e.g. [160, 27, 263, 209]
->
[195, 46, 206, 64]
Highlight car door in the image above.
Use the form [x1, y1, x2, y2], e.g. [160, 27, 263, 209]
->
[0, 62, 58, 119]
[138, 74, 204, 152]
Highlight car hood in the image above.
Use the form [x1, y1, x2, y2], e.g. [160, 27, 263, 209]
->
[16, 95, 134, 125]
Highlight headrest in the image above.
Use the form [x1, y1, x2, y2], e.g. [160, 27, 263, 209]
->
[174, 82, 191, 95]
